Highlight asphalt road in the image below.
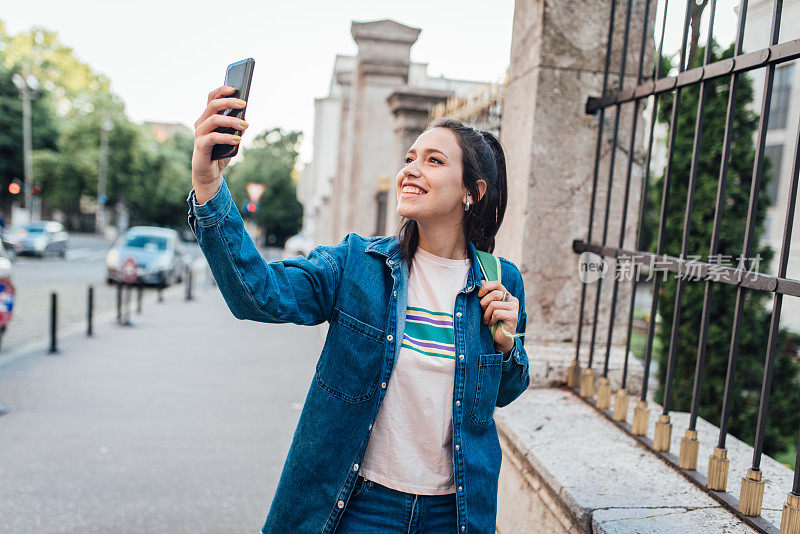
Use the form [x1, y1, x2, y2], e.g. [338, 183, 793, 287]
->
[0, 232, 205, 357]
[0, 246, 324, 533]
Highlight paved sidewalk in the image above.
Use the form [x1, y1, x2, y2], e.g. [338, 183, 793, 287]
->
[0, 277, 327, 533]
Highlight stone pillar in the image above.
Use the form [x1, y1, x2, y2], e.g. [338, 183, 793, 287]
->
[496, 0, 653, 387]
[333, 70, 353, 243]
[386, 88, 454, 236]
[342, 20, 421, 237]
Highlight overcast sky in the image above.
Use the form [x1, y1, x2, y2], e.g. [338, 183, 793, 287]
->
[2, 0, 753, 167]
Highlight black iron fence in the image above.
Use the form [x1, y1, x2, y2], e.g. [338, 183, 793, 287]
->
[570, 0, 800, 531]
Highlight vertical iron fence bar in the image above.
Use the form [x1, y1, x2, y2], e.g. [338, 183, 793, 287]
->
[638, 0, 694, 405]
[782, 102, 800, 498]
[709, 0, 782, 505]
[620, 0, 670, 395]
[789, 117, 800, 531]
[652, 0, 720, 454]
[689, 0, 749, 435]
[717, 0, 782, 452]
[661, 0, 718, 417]
[698, 0, 752, 492]
[603, 0, 652, 385]
[742, 0, 789, 516]
[583, 0, 635, 400]
[572, 0, 618, 384]
[753, 56, 800, 473]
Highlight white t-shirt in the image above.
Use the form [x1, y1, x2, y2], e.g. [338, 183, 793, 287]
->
[358, 245, 471, 495]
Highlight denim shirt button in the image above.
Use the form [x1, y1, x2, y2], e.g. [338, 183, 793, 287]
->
[461, 526, 465, 531]
[459, 354, 464, 360]
[353, 463, 359, 471]
[369, 423, 372, 430]
[387, 334, 393, 341]
[455, 444, 460, 450]
[456, 312, 462, 317]
[393, 290, 397, 296]
[458, 485, 463, 491]
[337, 500, 345, 509]
[381, 382, 387, 389]
[456, 400, 461, 406]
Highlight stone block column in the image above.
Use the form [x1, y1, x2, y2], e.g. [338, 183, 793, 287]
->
[386, 88, 454, 235]
[495, 0, 653, 387]
[341, 20, 421, 237]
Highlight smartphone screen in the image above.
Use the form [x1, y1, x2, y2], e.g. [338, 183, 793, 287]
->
[211, 58, 255, 161]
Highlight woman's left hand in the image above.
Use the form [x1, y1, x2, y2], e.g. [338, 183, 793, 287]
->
[478, 279, 518, 356]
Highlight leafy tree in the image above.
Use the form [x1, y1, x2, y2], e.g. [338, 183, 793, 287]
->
[0, 23, 111, 115]
[644, 42, 800, 459]
[126, 129, 193, 228]
[225, 128, 303, 247]
[2, 20, 197, 231]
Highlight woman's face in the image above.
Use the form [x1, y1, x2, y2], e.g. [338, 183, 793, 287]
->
[395, 127, 466, 222]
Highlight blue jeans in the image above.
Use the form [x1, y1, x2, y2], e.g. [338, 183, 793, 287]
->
[335, 475, 458, 533]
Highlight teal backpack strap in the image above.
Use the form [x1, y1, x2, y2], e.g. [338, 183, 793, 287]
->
[475, 249, 501, 284]
[474, 249, 524, 341]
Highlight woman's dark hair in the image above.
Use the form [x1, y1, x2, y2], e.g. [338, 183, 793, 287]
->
[395, 117, 509, 264]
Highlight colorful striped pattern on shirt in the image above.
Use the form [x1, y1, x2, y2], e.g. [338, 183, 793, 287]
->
[401, 305, 456, 360]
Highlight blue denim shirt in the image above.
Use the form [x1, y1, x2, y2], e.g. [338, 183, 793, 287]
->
[186, 176, 530, 533]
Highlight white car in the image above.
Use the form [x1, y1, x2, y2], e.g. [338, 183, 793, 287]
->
[0, 239, 13, 279]
[8, 221, 69, 258]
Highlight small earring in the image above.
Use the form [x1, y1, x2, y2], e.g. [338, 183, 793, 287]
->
[464, 198, 470, 211]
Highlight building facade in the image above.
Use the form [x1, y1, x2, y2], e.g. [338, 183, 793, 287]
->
[299, 19, 494, 247]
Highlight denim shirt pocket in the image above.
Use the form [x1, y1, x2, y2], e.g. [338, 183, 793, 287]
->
[315, 307, 384, 404]
[470, 352, 504, 428]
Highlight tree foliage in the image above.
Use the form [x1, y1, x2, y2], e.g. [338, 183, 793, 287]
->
[0, 19, 194, 230]
[225, 128, 303, 247]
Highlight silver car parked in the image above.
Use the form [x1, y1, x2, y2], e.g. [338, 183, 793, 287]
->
[8, 221, 69, 258]
[106, 226, 187, 288]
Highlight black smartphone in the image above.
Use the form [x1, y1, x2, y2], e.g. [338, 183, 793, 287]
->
[211, 58, 255, 161]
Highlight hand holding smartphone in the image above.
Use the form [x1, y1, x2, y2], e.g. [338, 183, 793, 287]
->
[191, 59, 255, 202]
[211, 58, 255, 160]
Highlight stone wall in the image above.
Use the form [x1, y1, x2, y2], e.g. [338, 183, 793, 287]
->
[496, 0, 655, 384]
[495, 389, 791, 532]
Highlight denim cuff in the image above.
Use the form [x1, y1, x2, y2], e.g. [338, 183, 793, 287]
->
[501, 335, 524, 369]
[186, 176, 232, 228]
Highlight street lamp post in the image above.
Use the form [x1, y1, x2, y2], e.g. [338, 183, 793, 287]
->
[95, 112, 114, 236]
[11, 72, 39, 224]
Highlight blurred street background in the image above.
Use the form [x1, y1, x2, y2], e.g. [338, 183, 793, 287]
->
[1, 0, 800, 531]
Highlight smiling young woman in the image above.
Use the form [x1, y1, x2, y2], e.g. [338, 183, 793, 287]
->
[187, 90, 529, 533]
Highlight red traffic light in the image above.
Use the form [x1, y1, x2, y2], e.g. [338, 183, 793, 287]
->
[245, 202, 257, 213]
[8, 183, 21, 195]
[32, 185, 41, 194]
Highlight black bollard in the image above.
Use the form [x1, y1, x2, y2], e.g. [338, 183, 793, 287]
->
[120, 284, 133, 327]
[49, 292, 58, 354]
[136, 281, 143, 314]
[185, 265, 193, 301]
[0, 325, 5, 415]
[87, 285, 94, 337]
[116, 282, 123, 324]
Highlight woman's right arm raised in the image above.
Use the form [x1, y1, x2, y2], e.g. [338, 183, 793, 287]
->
[188, 86, 348, 326]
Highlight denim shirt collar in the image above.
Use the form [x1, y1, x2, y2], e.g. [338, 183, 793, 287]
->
[365, 234, 484, 295]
